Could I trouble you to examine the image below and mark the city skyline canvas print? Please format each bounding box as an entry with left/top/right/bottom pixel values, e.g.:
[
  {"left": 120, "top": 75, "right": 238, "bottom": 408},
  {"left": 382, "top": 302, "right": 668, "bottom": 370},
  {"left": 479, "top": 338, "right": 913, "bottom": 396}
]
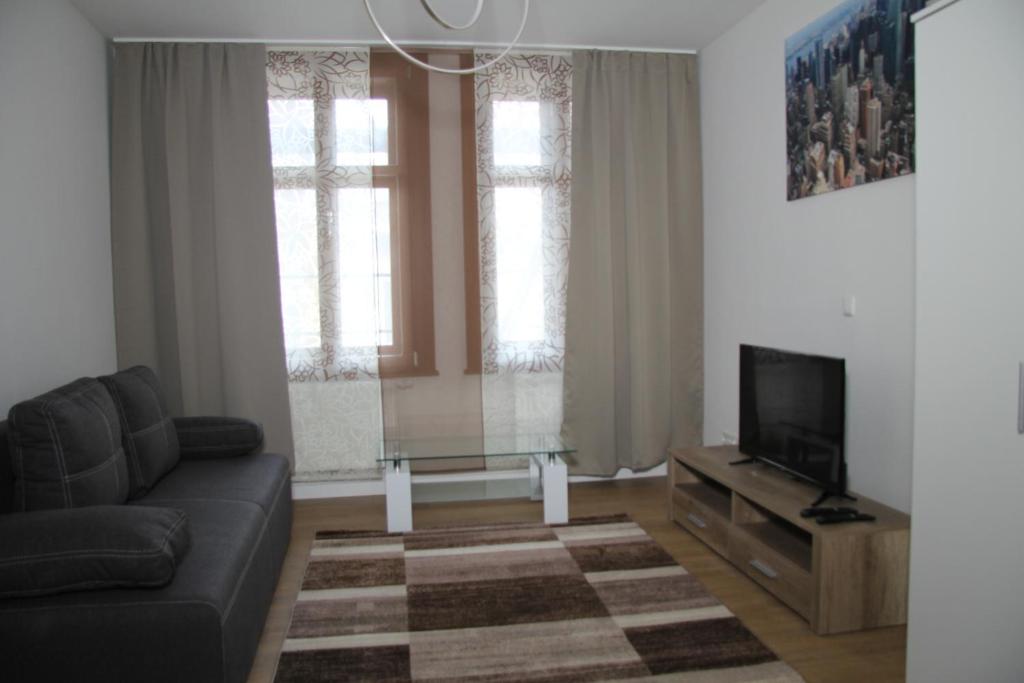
[{"left": 786, "top": 0, "right": 920, "bottom": 201}]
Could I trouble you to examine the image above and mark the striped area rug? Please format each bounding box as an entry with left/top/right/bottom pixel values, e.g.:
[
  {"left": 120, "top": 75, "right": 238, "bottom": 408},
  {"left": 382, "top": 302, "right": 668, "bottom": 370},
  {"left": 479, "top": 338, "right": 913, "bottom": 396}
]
[{"left": 273, "top": 515, "right": 804, "bottom": 682}]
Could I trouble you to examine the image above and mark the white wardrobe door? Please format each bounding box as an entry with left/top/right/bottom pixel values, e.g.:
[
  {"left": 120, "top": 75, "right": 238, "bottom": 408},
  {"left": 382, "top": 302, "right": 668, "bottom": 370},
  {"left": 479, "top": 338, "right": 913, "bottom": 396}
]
[{"left": 908, "top": 1, "right": 1024, "bottom": 681}]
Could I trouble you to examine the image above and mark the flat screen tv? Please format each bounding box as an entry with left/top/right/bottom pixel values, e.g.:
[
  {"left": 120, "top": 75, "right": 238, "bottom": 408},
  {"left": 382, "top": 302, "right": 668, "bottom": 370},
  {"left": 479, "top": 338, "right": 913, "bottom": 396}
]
[{"left": 738, "top": 344, "right": 847, "bottom": 502}]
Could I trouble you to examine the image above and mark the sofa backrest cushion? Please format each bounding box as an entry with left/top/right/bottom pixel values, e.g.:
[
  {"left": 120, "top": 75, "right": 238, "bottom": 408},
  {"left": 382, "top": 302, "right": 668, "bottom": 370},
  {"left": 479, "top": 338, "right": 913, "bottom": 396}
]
[
  {"left": 0, "top": 505, "right": 190, "bottom": 599},
  {"left": 99, "top": 366, "right": 180, "bottom": 499},
  {"left": 7, "top": 378, "right": 130, "bottom": 511}
]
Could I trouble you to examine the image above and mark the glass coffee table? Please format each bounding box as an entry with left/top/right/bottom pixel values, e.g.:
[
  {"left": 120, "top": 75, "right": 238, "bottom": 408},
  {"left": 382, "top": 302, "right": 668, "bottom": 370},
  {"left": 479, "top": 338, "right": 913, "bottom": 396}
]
[{"left": 379, "top": 434, "right": 576, "bottom": 532}]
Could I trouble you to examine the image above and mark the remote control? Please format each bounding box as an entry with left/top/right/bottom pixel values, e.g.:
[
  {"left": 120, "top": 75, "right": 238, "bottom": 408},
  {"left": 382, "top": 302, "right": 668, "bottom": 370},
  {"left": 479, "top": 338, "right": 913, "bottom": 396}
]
[
  {"left": 800, "top": 506, "right": 859, "bottom": 518},
  {"left": 816, "top": 512, "right": 876, "bottom": 525}
]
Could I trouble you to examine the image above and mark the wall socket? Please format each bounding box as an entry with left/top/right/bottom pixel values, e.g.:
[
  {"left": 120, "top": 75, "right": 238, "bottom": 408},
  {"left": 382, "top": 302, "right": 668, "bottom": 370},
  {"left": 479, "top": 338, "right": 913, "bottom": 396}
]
[{"left": 721, "top": 431, "right": 738, "bottom": 445}]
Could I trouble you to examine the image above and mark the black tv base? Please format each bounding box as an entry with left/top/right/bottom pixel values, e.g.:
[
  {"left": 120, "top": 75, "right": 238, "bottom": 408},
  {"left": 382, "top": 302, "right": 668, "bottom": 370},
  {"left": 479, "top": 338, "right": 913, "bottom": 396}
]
[
  {"left": 728, "top": 457, "right": 757, "bottom": 466},
  {"left": 809, "top": 489, "right": 857, "bottom": 507}
]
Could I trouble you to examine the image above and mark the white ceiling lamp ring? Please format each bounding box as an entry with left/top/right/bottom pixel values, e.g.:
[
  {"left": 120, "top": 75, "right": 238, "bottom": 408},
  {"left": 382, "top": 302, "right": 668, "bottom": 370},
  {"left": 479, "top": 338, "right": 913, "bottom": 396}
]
[
  {"left": 420, "top": 0, "right": 485, "bottom": 30},
  {"left": 363, "top": 0, "right": 531, "bottom": 76}
]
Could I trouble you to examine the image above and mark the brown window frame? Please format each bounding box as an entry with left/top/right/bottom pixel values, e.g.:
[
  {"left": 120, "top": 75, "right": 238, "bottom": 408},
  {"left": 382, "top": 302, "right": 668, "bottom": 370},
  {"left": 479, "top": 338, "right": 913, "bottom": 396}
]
[
  {"left": 371, "top": 51, "right": 438, "bottom": 379},
  {"left": 460, "top": 53, "right": 483, "bottom": 375}
]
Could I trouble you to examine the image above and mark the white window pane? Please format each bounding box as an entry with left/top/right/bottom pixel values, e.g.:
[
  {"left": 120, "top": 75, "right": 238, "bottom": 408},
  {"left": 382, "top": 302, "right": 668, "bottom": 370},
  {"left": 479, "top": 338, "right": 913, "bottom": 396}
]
[
  {"left": 269, "top": 99, "right": 314, "bottom": 167},
  {"left": 495, "top": 187, "right": 545, "bottom": 343},
  {"left": 338, "top": 274, "right": 378, "bottom": 347},
  {"left": 280, "top": 277, "right": 321, "bottom": 349},
  {"left": 335, "top": 99, "right": 389, "bottom": 166},
  {"left": 336, "top": 188, "right": 393, "bottom": 347},
  {"left": 274, "top": 189, "right": 320, "bottom": 349},
  {"left": 493, "top": 101, "right": 541, "bottom": 166},
  {"left": 376, "top": 275, "right": 393, "bottom": 346},
  {"left": 374, "top": 190, "right": 392, "bottom": 276},
  {"left": 274, "top": 189, "right": 318, "bottom": 277}
]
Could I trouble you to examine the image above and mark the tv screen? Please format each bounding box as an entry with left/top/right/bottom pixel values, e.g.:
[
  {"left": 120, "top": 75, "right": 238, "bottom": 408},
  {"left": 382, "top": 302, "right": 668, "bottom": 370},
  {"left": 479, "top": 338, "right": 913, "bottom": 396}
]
[{"left": 739, "top": 344, "right": 846, "bottom": 495}]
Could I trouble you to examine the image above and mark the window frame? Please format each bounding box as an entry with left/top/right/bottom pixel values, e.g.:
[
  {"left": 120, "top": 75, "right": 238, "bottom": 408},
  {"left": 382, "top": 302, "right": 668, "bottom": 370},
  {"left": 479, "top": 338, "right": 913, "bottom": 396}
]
[
  {"left": 371, "top": 51, "right": 437, "bottom": 378},
  {"left": 460, "top": 54, "right": 483, "bottom": 375}
]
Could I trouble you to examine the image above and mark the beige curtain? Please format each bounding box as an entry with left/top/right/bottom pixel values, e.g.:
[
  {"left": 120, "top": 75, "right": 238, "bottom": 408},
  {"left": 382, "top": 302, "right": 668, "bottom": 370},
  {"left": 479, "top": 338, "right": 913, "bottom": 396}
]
[
  {"left": 561, "top": 51, "right": 703, "bottom": 476},
  {"left": 110, "top": 43, "right": 294, "bottom": 461}
]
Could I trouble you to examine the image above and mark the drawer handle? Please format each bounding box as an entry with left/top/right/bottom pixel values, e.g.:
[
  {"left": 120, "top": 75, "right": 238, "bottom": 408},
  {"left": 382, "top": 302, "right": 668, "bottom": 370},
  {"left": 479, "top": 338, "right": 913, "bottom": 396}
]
[
  {"left": 749, "top": 559, "right": 778, "bottom": 579},
  {"left": 1018, "top": 362, "right": 1024, "bottom": 434},
  {"left": 686, "top": 512, "right": 707, "bottom": 529}
]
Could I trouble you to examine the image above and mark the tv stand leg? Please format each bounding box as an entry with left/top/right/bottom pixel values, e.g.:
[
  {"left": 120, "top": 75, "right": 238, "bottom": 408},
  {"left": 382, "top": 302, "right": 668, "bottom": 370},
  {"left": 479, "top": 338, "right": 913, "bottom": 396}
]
[{"left": 729, "top": 458, "right": 757, "bottom": 466}]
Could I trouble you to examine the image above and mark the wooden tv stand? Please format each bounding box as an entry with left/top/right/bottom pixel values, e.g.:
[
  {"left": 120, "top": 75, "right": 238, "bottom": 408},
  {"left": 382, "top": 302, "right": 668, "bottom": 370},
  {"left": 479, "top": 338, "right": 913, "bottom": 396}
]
[{"left": 668, "top": 446, "right": 910, "bottom": 635}]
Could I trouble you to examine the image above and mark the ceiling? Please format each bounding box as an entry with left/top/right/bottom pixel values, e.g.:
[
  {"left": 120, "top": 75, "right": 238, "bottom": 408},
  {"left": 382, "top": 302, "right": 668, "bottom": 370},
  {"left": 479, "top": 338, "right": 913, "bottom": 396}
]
[{"left": 71, "top": 0, "right": 766, "bottom": 52}]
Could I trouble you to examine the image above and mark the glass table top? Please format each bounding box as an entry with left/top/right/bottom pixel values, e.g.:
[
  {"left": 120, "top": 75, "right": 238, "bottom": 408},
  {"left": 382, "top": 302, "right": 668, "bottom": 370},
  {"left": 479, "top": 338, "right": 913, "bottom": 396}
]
[{"left": 379, "top": 433, "right": 575, "bottom": 463}]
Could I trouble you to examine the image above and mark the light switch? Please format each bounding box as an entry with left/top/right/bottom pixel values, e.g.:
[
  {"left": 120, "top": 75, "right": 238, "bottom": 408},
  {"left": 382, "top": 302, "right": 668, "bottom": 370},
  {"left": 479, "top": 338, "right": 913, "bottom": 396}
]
[{"left": 843, "top": 295, "right": 856, "bottom": 317}]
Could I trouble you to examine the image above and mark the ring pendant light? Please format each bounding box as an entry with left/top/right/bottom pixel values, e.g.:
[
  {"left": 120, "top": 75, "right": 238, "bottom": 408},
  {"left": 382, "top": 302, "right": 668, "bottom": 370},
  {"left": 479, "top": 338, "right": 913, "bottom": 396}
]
[{"left": 363, "top": 0, "right": 531, "bottom": 75}]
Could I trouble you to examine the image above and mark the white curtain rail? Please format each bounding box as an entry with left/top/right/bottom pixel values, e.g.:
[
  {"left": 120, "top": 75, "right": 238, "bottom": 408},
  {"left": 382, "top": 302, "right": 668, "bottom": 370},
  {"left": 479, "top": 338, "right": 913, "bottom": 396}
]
[
  {"left": 910, "top": 0, "right": 963, "bottom": 23},
  {"left": 110, "top": 36, "right": 696, "bottom": 55},
  {"left": 265, "top": 43, "right": 570, "bottom": 58}
]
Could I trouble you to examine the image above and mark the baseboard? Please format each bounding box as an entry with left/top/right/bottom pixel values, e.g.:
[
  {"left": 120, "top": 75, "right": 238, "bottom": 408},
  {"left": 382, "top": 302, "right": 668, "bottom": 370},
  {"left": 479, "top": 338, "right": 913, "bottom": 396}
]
[{"left": 292, "top": 461, "right": 668, "bottom": 500}]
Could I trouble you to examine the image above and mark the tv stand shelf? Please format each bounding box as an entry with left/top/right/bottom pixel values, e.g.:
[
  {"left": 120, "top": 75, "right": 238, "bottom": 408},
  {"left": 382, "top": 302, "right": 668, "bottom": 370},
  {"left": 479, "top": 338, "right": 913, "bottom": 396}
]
[{"left": 668, "top": 446, "right": 910, "bottom": 634}]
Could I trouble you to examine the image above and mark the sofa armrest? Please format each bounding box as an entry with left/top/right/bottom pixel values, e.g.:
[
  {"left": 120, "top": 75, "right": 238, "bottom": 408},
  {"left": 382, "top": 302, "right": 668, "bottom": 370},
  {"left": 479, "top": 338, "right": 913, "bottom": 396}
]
[
  {"left": 173, "top": 416, "right": 264, "bottom": 460},
  {"left": 0, "top": 506, "right": 190, "bottom": 599}
]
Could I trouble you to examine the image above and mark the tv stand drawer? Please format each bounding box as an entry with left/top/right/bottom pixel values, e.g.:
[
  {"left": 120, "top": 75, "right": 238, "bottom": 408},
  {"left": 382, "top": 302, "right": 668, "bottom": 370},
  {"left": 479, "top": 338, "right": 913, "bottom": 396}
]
[
  {"left": 671, "top": 487, "right": 729, "bottom": 556},
  {"left": 728, "top": 528, "right": 812, "bottom": 619}
]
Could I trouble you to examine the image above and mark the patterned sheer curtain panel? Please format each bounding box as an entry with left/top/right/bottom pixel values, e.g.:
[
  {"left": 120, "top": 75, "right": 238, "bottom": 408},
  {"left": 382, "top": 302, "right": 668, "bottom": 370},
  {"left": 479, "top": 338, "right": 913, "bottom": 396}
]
[
  {"left": 475, "top": 53, "right": 572, "bottom": 439},
  {"left": 266, "top": 50, "right": 387, "bottom": 480}
]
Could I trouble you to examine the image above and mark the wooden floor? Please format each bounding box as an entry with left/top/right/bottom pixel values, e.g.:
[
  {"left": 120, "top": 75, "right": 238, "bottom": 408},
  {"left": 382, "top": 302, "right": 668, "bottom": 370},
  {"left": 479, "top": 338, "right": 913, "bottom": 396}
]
[{"left": 248, "top": 478, "right": 907, "bottom": 683}]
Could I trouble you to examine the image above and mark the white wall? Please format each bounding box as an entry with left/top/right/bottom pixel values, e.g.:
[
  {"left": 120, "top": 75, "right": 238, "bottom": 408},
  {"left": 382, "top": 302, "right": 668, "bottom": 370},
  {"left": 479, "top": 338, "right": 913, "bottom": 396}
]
[
  {"left": 0, "top": 0, "right": 116, "bottom": 410},
  {"left": 907, "top": 1, "right": 1024, "bottom": 681},
  {"left": 700, "top": 0, "right": 915, "bottom": 512}
]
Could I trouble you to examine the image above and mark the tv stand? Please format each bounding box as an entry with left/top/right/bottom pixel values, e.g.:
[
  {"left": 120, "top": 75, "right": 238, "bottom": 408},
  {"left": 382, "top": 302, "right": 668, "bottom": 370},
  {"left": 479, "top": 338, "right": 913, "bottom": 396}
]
[{"left": 668, "top": 445, "right": 909, "bottom": 635}]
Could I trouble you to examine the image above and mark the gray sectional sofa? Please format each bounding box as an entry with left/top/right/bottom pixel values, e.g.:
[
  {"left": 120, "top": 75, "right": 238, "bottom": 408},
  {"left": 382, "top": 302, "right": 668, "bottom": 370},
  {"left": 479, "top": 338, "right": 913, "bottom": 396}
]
[{"left": 0, "top": 367, "right": 292, "bottom": 683}]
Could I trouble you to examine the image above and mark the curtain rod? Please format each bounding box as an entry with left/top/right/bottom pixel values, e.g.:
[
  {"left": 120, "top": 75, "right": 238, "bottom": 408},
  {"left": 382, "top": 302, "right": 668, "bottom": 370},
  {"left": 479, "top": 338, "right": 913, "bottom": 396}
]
[
  {"left": 910, "top": 0, "right": 962, "bottom": 23},
  {"left": 110, "top": 36, "right": 697, "bottom": 55}
]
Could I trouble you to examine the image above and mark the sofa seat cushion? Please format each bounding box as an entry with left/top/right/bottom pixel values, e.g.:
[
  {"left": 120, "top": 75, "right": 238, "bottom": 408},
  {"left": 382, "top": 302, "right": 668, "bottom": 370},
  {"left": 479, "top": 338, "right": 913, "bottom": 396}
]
[
  {"left": 7, "top": 378, "right": 130, "bottom": 510},
  {"left": 0, "top": 482, "right": 292, "bottom": 683},
  {"left": 0, "top": 505, "right": 190, "bottom": 599},
  {"left": 0, "top": 494, "right": 284, "bottom": 683},
  {"left": 99, "top": 366, "right": 180, "bottom": 499},
  {"left": 128, "top": 498, "right": 268, "bottom": 613},
  {"left": 141, "top": 452, "right": 290, "bottom": 517}
]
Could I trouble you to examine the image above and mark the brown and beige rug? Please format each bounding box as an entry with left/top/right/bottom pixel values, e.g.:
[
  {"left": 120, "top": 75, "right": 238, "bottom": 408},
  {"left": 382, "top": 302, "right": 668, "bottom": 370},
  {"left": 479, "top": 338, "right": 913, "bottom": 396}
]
[{"left": 273, "top": 515, "right": 804, "bottom": 682}]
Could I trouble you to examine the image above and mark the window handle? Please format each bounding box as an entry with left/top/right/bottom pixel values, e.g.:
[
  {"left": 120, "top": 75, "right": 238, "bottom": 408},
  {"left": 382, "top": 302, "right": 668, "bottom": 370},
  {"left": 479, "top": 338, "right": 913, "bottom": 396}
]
[{"left": 1018, "top": 363, "right": 1024, "bottom": 435}]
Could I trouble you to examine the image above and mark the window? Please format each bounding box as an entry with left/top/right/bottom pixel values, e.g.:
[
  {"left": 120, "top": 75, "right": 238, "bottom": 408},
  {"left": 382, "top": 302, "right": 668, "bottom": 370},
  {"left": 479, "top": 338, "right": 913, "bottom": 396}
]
[
  {"left": 469, "top": 52, "right": 573, "bottom": 375},
  {"left": 268, "top": 50, "right": 435, "bottom": 381}
]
